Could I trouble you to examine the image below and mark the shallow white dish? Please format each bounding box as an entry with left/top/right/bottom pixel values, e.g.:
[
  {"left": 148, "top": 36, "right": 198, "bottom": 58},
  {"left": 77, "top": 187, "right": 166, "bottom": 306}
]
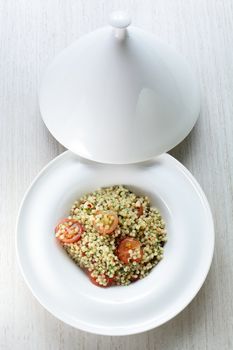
[{"left": 16, "top": 151, "right": 214, "bottom": 335}]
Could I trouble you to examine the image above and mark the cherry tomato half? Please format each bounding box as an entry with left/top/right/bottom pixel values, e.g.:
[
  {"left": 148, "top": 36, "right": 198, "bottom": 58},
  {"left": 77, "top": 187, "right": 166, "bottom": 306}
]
[
  {"left": 55, "top": 218, "right": 84, "bottom": 243},
  {"left": 94, "top": 210, "right": 119, "bottom": 234},
  {"left": 117, "top": 237, "right": 143, "bottom": 264},
  {"left": 87, "top": 271, "right": 115, "bottom": 287}
]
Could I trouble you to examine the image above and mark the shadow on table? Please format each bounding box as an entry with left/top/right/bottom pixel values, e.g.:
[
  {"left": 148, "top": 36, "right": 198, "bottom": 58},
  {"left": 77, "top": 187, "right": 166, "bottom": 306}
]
[{"left": 168, "top": 123, "right": 199, "bottom": 164}]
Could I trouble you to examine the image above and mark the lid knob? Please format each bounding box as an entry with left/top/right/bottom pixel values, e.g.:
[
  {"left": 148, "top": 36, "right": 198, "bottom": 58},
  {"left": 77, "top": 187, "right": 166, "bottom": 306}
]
[{"left": 109, "top": 11, "right": 131, "bottom": 40}]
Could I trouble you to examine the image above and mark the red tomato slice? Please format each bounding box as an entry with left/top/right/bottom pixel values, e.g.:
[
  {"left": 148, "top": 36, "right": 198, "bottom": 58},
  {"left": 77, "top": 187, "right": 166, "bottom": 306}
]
[
  {"left": 117, "top": 238, "right": 143, "bottom": 264},
  {"left": 55, "top": 218, "right": 84, "bottom": 243},
  {"left": 87, "top": 272, "right": 101, "bottom": 286},
  {"left": 87, "top": 271, "right": 115, "bottom": 287},
  {"left": 94, "top": 210, "right": 118, "bottom": 234}
]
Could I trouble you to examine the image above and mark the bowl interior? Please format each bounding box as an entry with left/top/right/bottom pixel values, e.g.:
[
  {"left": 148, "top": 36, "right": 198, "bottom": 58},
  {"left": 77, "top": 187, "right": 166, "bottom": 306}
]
[{"left": 49, "top": 182, "right": 173, "bottom": 303}]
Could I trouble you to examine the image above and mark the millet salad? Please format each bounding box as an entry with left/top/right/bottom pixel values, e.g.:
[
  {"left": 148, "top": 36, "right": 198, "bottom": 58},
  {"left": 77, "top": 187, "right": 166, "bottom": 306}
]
[{"left": 54, "top": 185, "right": 167, "bottom": 287}]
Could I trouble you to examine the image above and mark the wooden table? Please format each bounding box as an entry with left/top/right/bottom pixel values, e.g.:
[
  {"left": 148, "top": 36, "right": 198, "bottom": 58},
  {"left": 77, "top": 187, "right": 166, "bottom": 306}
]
[{"left": 1, "top": 1, "right": 232, "bottom": 349}]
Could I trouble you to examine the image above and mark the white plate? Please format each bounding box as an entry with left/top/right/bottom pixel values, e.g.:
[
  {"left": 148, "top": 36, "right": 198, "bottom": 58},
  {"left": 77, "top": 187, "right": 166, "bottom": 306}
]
[{"left": 16, "top": 151, "right": 214, "bottom": 335}]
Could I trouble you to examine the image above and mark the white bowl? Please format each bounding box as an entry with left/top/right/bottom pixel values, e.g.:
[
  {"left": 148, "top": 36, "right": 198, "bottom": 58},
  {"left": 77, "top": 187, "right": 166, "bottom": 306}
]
[{"left": 16, "top": 151, "right": 214, "bottom": 335}]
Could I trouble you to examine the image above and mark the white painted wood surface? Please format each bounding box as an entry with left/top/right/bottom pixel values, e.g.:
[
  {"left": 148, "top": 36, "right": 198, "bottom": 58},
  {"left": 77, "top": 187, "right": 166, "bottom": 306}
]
[{"left": 1, "top": 0, "right": 233, "bottom": 349}]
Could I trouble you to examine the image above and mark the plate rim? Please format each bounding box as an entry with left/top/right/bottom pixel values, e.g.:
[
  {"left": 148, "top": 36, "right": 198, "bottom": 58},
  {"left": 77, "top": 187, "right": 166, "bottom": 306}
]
[{"left": 15, "top": 151, "right": 215, "bottom": 336}]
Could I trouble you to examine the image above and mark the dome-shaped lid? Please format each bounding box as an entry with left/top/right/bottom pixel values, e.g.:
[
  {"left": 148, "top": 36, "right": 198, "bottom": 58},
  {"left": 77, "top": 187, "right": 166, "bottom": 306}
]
[{"left": 39, "top": 11, "right": 200, "bottom": 164}]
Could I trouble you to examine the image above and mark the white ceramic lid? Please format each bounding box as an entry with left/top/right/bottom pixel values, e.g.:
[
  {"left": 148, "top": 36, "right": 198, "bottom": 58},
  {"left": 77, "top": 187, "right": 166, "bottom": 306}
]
[{"left": 39, "top": 11, "right": 200, "bottom": 164}]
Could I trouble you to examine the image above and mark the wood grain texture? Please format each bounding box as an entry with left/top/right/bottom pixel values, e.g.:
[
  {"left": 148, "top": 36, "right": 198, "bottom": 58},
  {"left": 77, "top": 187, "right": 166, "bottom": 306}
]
[{"left": 0, "top": 0, "right": 232, "bottom": 349}]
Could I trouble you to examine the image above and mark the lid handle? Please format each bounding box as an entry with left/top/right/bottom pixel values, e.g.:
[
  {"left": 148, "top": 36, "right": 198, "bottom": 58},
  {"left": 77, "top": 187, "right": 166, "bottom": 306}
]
[{"left": 109, "top": 11, "right": 131, "bottom": 40}]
